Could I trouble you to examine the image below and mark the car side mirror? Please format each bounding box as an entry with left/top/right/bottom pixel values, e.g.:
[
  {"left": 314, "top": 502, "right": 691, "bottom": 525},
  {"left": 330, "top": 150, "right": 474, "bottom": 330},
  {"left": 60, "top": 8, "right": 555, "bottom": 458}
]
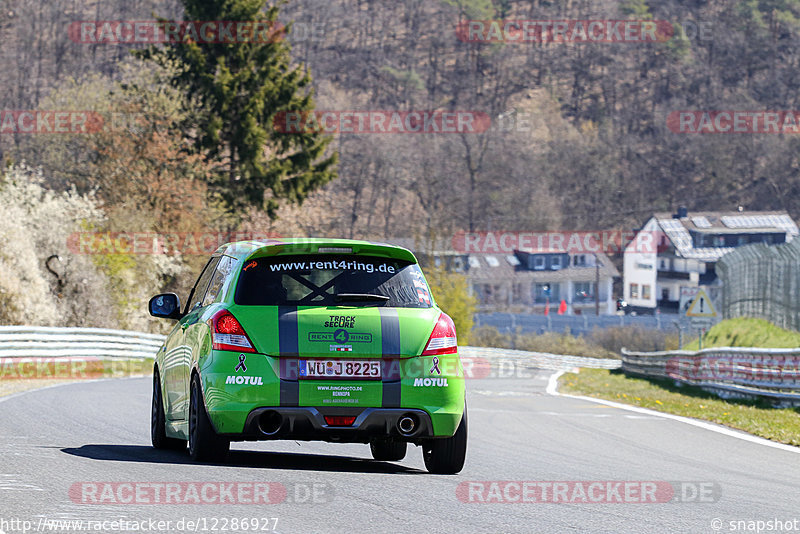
[{"left": 148, "top": 293, "right": 183, "bottom": 319}]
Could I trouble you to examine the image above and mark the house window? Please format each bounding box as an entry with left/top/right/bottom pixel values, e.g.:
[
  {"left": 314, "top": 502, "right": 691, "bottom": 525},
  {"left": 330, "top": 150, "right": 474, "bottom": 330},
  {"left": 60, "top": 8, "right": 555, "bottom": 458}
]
[
  {"left": 574, "top": 282, "right": 594, "bottom": 302},
  {"left": 642, "top": 285, "right": 651, "bottom": 300},
  {"left": 573, "top": 254, "right": 586, "bottom": 267},
  {"left": 534, "top": 283, "right": 558, "bottom": 302},
  {"left": 630, "top": 283, "right": 639, "bottom": 298},
  {"left": 483, "top": 284, "right": 493, "bottom": 299},
  {"left": 661, "top": 288, "right": 670, "bottom": 301},
  {"left": 472, "top": 284, "right": 483, "bottom": 299},
  {"left": 533, "top": 256, "right": 545, "bottom": 270},
  {"left": 659, "top": 258, "right": 668, "bottom": 270},
  {"left": 550, "top": 256, "right": 561, "bottom": 270},
  {"left": 512, "top": 283, "right": 522, "bottom": 303}
]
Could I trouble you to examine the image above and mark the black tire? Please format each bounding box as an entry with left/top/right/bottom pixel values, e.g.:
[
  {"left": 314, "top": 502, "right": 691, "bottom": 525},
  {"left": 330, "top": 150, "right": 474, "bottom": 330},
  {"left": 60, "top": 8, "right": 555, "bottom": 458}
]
[
  {"left": 370, "top": 439, "right": 407, "bottom": 461},
  {"left": 423, "top": 405, "right": 467, "bottom": 474},
  {"left": 188, "top": 374, "right": 230, "bottom": 462},
  {"left": 151, "top": 370, "right": 186, "bottom": 450}
]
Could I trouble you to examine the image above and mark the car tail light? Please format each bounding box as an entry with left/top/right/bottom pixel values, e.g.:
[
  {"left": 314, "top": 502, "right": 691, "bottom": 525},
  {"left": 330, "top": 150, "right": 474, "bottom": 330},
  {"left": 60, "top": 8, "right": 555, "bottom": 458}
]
[
  {"left": 209, "top": 310, "right": 256, "bottom": 353},
  {"left": 422, "top": 313, "right": 458, "bottom": 355},
  {"left": 324, "top": 416, "right": 356, "bottom": 426}
]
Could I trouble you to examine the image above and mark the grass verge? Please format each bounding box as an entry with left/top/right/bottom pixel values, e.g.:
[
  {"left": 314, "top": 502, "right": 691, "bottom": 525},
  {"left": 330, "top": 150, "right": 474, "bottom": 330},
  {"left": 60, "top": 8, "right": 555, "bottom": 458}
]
[
  {"left": 559, "top": 367, "right": 800, "bottom": 447},
  {"left": 685, "top": 317, "right": 800, "bottom": 350}
]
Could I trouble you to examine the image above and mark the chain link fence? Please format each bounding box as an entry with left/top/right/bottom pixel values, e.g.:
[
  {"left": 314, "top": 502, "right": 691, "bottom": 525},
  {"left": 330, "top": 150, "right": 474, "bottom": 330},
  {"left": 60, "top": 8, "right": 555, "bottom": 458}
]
[
  {"left": 475, "top": 312, "right": 690, "bottom": 336},
  {"left": 717, "top": 238, "right": 800, "bottom": 331}
]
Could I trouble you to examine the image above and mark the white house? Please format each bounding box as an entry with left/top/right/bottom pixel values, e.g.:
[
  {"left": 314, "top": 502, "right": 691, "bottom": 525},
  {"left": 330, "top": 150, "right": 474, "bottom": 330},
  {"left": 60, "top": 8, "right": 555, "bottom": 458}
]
[
  {"left": 623, "top": 208, "right": 799, "bottom": 312},
  {"left": 432, "top": 250, "right": 619, "bottom": 314}
]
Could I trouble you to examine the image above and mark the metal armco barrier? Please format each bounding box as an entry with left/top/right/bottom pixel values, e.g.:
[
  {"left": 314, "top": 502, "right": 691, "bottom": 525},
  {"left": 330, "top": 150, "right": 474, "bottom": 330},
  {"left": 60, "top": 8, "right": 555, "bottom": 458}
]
[
  {"left": 621, "top": 347, "right": 800, "bottom": 404},
  {"left": 0, "top": 326, "right": 620, "bottom": 371},
  {"left": 460, "top": 346, "right": 621, "bottom": 370},
  {"left": 0, "top": 326, "right": 165, "bottom": 360}
]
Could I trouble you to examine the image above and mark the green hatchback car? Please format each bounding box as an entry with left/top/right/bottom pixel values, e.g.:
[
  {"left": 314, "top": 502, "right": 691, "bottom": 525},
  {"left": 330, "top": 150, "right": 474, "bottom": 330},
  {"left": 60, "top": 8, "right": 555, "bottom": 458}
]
[{"left": 148, "top": 238, "right": 467, "bottom": 473}]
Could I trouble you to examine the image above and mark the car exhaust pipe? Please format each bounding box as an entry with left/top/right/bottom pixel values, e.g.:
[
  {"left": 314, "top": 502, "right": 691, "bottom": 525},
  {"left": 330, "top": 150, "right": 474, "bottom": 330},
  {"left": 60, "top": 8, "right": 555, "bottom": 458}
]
[
  {"left": 258, "top": 410, "right": 283, "bottom": 436},
  {"left": 397, "top": 414, "right": 417, "bottom": 436}
]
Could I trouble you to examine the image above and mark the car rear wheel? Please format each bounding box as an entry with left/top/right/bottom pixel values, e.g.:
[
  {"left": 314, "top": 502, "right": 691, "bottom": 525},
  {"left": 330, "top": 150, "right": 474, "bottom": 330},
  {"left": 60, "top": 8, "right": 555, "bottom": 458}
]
[
  {"left": 422, "top": 404, "right": 467, "bottom": 474},
  {"left": 370, "top": 439, "right": 407, "bottom": 461},
  {"left": 188, "top": 374, "right": 230, "bottom": 462},
  {"left": 151, "top": 371, "right": 186, "bottom": 450}
]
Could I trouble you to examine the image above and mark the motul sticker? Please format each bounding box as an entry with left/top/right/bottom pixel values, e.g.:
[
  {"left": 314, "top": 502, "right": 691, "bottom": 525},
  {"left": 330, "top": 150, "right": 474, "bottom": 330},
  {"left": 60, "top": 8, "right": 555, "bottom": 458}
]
[
  {"left": 413, "top": 378, "right": 449, "bottom": 387},
  {"left": 225, "top": 375, "right": 263, "bottom": 385}
]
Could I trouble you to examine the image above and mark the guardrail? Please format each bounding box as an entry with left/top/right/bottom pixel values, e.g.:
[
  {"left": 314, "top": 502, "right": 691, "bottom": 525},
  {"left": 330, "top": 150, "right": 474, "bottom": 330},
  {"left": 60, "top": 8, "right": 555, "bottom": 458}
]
[
  {"left": 460, "top": 346, "right": 621, "bottom": 370},
  {"left": 0, "top": 326, "right": 165, "bottom": 360},
  {"left": 621, "top": 347, "right": 800, "bottom": 404},
  {"left": 475, "top": 312, "right": 688, "bottom": 336},
  {"left": 0, "top": 326, "right": 621, "bottom": 373}
]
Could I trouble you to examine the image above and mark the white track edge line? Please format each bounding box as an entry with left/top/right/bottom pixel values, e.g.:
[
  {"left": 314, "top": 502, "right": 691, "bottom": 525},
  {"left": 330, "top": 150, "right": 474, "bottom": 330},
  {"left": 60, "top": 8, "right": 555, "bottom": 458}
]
[{"left": 546, "top": 370, "right": 800, "bottom": 455}]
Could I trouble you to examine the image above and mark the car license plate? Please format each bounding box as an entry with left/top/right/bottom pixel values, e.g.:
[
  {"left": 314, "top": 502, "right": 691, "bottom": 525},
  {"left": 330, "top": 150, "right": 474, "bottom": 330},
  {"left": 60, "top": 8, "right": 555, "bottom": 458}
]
[{"left": 299, "top": 359, "right": 381, "bottom": 379}]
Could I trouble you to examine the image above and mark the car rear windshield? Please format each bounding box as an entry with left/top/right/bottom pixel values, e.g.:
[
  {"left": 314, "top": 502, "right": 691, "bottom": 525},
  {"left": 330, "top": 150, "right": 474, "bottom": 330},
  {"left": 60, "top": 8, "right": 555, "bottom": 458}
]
[{"left": 234, "top": 255, "right": 432, "bottom": 308}]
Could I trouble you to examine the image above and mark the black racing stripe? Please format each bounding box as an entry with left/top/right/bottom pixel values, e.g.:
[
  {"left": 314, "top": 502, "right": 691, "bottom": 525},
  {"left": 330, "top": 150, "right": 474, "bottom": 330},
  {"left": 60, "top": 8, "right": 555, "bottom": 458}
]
[
  {"left": 278, "top": 305, "right": 299, "bottom": 356},
  {"left": 379, "top": 308, "right": 401, "bottom": 358},
  {"left": 280, "top": 379, "right": 299, "bottom": 407},
  {"left": 381, "top": 375, "right": 401, "bottom": 407},
  {"left": 380, "top": 308, "right": 401, "bottom": 408},
  {"left": 279, "top": 305, "right": 299, "bottom": 407}
]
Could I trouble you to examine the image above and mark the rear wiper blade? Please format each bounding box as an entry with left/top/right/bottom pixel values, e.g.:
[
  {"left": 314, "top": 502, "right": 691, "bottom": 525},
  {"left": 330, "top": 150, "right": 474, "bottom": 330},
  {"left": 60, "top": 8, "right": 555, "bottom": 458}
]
[{"left": 334, "top": 293, "right": 390, "bottom": 302}]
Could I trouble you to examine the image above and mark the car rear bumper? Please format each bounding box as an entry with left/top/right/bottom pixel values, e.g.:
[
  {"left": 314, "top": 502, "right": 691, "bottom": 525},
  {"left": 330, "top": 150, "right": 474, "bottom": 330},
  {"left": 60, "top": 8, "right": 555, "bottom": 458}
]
[
  {"left": 201, "top": 351, "right": 466, "bottom": 438},
  {"left": 223, "top": 407, "right": 436, "bottom": 444}
]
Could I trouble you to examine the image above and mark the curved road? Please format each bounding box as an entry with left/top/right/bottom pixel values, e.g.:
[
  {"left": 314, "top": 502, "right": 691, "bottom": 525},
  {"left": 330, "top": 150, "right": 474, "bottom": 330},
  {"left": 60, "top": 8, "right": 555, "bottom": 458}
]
[{"left": 1, "top": 372, "right": 798, "bottom": 533}]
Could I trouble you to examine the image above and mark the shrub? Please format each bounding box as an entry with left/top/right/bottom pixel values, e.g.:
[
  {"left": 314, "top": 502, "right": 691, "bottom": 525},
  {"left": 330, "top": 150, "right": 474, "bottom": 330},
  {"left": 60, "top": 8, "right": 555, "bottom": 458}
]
[
  {"left": 468, "top": 324, "right": 618, "bottom": 359},
  {"left": 0, "top": 165, "right": 106, "bottom": 326},
  {"left": 470, "top": 325, "right": 513, "bottom": 348},
  {"left": 591, "top": 326, "right": 680, "bottom": 354},
  {"left": 0, "top": 165, "right": 186, "bottom": 330},
  {"left": 425, "top": 266, "right": 477, "bottom": 345},
  {"left": 514, "top": 331, "right": 616, "bottom": 358}
]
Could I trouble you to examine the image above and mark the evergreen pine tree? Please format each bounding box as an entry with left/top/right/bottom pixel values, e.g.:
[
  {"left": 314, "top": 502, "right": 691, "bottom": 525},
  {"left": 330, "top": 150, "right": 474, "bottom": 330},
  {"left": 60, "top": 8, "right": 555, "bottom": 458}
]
[{"left": 137, "top": 0, "right": 337, "bottom": 217}]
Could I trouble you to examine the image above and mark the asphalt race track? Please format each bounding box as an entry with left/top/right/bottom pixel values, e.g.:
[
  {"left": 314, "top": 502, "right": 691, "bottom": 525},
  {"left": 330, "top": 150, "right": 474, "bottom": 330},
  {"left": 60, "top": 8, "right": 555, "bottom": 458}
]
[{"left": 1, "top": 372, "right": 798, "bottom": 534}]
